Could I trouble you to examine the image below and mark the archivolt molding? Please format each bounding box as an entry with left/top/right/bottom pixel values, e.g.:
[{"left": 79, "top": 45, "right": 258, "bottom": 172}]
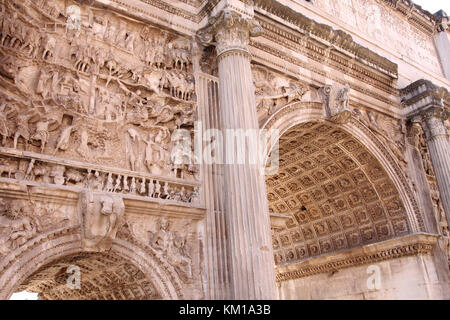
[
  {"left": 115, "top": 224, "right": 185, "bottom": 299},
  {"left": 0, "top": 227, "right": 82, "bottom": 299},
  {"left": 0, "top": 180, "right": 203, "bottom": 299},
  {"left": 0, "top": 224, "right": 185, "bottom": 299}
]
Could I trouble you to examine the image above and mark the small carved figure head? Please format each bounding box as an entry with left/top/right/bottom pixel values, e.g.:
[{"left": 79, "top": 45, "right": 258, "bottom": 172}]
[
  {"left": 100, "top": 197, "right": 113, "bottom": 216},
  {"left": 158, "top": 217, "right": 169, "bottom": 231}
]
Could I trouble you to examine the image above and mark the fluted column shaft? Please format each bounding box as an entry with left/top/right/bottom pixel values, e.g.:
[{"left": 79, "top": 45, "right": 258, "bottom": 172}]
[
  {"left": 198, "top": 10, "right": 277, "bottom": 299},
  {"left": 420, "top": 108, "right": 450, "bottom": 229}
]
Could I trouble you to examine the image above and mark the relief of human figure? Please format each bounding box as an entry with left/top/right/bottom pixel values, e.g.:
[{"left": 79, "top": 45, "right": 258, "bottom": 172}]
[
  {"left": 81, "top": 192, "right": 125, "bottom": 252},
  {"left": 91, "top": 170, "right": 103, "bottom": 191},
  {"left": 0, "top": 102, "right": 13, "bottom": 146},
  {"left": 36, "top": 70, "right": 53, "bottom": 99},
  {"left": 147, "top": 179, "right": 155, "bottom": 197},
  {"left": 103, "top": 21, "right": 117, "bottom": 43},
  {"left": 143, "top": 132, "right": 155, "bottom": 172},
  {"left": 1, "top": 12, "right": 18, "bottom": 47},
  {"left": 130, "top": 177, "right": 136, "bottom": 194},
  {"left": 115, "top": 21, "right": 127, "bottom": 48},
  {"left": 190, "top": 187, "right": 200, "bottom": 204},
  {"left": 123, "top": 175, "right": 129, "bottom": 192},
  {"left": 154, "top": 180, "right": 161, "bottom": 198},
  {"left": 22, "top": 27, "right": 40, "bottom": 57},
  {"left": 13, "top": 112, "right": 33, "bottom": 150},
  {"left": 105, "top": 172, "right": 114, "bottom": 192},
  {"left": 0, "top": 200, "right": 38, "bottom": 254},
  {"left": 113, "top": 174, "right": 122, "bottom": 192},
  {"left": 143, "top": 127, "right": 170, "bottom": 175},
  {"left": 41, "top": 34, "right": 56, "bottom": 61},
  {"left": 335, "top": 84, "right": 350, "bottom": 112},
  {"left": 139, "top": 178, "right": 146, "bottom": 195},
  {"left": 31, "top": 120, "right": 51, "bottom": 153},
  {"left": 126, "top": 128, "right": 140, "bottom": 171},
  {"left": 161, "top": 182, "right": 169, "bottom": 199},
  {"left": 53, "top": 124, "right": 76, "bottom": 155},
  {"left": 125, "top": 31, "right": 137, "bottom": 52},
  {"left": 148, "top": 217, "right": 192, "bottom": 280},
  {"left": 76, "top": 128, "right": 90, "bottom": 159}
]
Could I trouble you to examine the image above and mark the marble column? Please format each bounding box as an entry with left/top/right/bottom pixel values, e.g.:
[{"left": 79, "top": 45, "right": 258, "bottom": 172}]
[
  {"left": 415, "top": 107, "right": 450, "bottom": 230},
  {"left": 433, "top": 11, "right": 450, "bottom": 80},
  {"left": 197, "top": 10, "right": 277, "bottom": 299}
]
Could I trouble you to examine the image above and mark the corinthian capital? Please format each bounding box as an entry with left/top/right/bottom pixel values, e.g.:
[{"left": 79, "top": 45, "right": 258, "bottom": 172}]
[
  {"left": 197, "top": 9, "right": 262, "bottom": 57},
  {"left": 420, "top": 107, "right": 449, "bottom": 140},
  {"left": 434, "top": 10, "right": 449, "bottom": 32}
]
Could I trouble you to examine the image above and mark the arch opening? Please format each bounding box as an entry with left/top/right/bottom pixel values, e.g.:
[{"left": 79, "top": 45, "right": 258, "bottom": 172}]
[
  {"left": 13, "top": 251, "right": 162, "bottom": 300},
  {"left": 267, "top": 121, "right": 412, "bottom": 265}
]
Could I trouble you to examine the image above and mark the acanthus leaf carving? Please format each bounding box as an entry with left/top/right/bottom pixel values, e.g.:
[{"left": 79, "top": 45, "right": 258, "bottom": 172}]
[{"left": 197, "top": 9, "right": 262, "bottom": 56}]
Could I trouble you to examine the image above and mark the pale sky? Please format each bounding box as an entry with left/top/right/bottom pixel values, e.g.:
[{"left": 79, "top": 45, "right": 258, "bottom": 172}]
[
  {"left": 412, "top": 0, "right": 450, "bottom": 15},
  {"left": 9, "top": 291, "right": 39, "bottom": 300}
]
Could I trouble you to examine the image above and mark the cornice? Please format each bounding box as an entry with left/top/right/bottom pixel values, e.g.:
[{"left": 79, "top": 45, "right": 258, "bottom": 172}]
[
  {"left": 249, "top": 40, "right": 399, "bottom": 108},
  {"left": 0, "top": 179, "right": 206, "bottom": 218},
  {"left": 380, "top": 0, "right": 437, "bottom": 34},
  {"left": 252, "top": 0, "right": 398, "bottom": 78},
  {"left": 275, "top": 233, "right": 438, "bottom": 282},
  {"left": 401, "top": 79, "right": 450, "bottom": 117}
]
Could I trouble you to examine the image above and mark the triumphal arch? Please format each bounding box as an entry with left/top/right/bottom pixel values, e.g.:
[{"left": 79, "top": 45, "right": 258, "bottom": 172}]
[{"left": 0, "top": 0, "right": 449, "bottom": 300}]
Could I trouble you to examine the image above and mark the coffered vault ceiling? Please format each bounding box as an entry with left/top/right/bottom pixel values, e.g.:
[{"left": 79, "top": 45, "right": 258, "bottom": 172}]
[
  {"left": 267, "top": 121, "right": 411, "bottom": 266},
  {"left": 17, "top": 252, "right": 161, "bottom": 300}
]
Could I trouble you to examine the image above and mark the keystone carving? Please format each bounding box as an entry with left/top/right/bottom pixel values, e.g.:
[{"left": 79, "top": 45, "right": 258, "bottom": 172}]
[{"left": 79, "top": 191, "right": 125, "bottom": 252}]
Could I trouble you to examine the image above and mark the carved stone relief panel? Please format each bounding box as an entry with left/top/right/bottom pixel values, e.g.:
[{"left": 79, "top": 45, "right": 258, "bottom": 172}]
[
  {"left": 251, "top": 64, "right": 321, "bottom": 124},
  {"left": 0, "top": 196, "right": 76, "bottom": 258},
  {"left": 312, "top": 0, "right": 442, "bottom": 75},
  {"left": 352, "top": 106, "right": 408, "bottom": 173},
  {"left": 124, "top": 214, "right": 204, "bottom": 299},
  {"left": 0, "top": 0, "right": 199, "bottom": 183},
  {"left": 0, "top": 153, "right": 200, "bottom": 205}
]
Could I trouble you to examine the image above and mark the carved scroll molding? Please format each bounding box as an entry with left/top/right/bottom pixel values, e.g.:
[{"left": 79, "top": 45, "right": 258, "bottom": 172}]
[{"left": 275, "top": 233, "right": 438, "bottom": 282}]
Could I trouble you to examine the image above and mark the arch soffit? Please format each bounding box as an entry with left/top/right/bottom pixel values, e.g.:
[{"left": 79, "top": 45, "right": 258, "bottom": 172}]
[
  {"left": 0, "top": 227, "right": 183, "bottom": 300},
  {"left": 261, "top": 101, "right": 424, "bottom": 234}
]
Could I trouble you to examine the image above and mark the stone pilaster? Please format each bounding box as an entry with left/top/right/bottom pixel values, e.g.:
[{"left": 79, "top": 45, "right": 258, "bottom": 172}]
[
  {"left": 402, "top": 80, "right": 450, "bottom": 229},
  {"left": 434, "top": 10, "right": 450, "bottom": 80},
  {"left": 197, "top": 10, "right": 277, "bottom": 299},
  {"left": 413, "top": 107, "right": 450, "bottom": 229}
]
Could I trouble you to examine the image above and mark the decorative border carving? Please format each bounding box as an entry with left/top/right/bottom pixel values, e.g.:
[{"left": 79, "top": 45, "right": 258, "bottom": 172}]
[{"left": 275, "top": 233, "right": 437, "bottom": 282}]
